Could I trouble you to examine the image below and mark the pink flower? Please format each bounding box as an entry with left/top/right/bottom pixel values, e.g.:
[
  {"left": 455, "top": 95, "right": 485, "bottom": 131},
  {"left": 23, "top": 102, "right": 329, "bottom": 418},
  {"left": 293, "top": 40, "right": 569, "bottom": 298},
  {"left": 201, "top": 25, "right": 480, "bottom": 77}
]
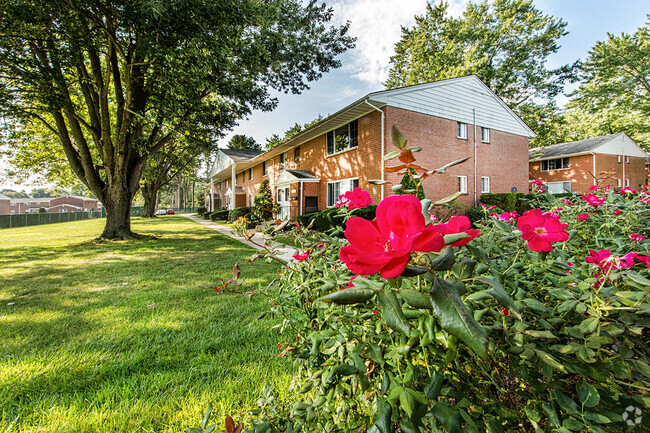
[
  {"left": 577, "top": 213, "right": 590, "bottom": 221},
  {"left": 566, "top": 262, "right": 574, "bottom": 267},
  {"left": 582, "top": 194, "right": 606, "bottom": 208},
  {"left": 343, "top": 275, "right": 360, "bottom": 289},
  {"left": 517, "top": 209, "right": 569, "bottom": 252},
  {"left": 432, "top": 215, "right": 481, "bottom": 247},
  {"left": 499, "top": 212, "right": 514, "bottom": 222},
  {"left": 585, "top": 249, "right": 637, "bottom": 272},
  {"left": 334, "top": 187, "right": 373, "bottom": 210},
  {"left": 589, "top": 185, "right": 601, "bottom": 191},
  {"left": 544, "top": 210, "right": 559, "bottom": 218},
  {"left": 562, "top": 199, "right": 572, "bottom": 205},
  {"left": 499, "top": 307, "right": 510, "bottom": 316},
  {"left": 339, "top": 195, "right": 445, "bottom": 278},
  {"left": 617, "top": 187, "right": 637, "bottom": 194},
  {"left": 613, "top": 209, "right": 622, "bottom": 216},
  {"left": 636, "top": 255, "right": 650, "bottom": 269},
  {"left": 641, "top": 198, "right": 650, "bottom": 204},
  {"left": 630, "top": 233, "right": 646, "bottom": 242},
  {"left": 292, "top": 250, "right": 310, "bottom": 261}
]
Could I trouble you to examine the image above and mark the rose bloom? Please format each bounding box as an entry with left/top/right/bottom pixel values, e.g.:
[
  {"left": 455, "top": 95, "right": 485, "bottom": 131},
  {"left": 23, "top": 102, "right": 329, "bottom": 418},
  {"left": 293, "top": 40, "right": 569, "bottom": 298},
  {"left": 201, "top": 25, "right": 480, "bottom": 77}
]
[
  {"left": 432, "top": 215, "right": 481, "bottom": 247},
  {"left": 630, "top": 233, "right": 646, "bottom": 242},
  {"left": 517, "top": 208, "right": 569, "bottom": 252},
  {"left": 292, "top": 250, "right": 310, "bottom": 261},
  {"left": 334, "top": 187, "right": 373, "bottom": 210},
  {"left": 562, "top": 199, "right": 572, "bottom": 205},
  {"left": 613, "top": 209, "right": 622, "bottom": 216},
  {"left": 577, "top": 213, "right": 590, "bottom": 221},
  {"left": 585, "top": 249, "right": 637, "bottom": 272},
  {"left": 582, "top": 194, "right": 606, "bottom": 208},
  {"left": 636, "top": 255, "right": 650, "bottom": 269},
  {"left": 340, "top": 195, "right": 444, "bottom": 278}
]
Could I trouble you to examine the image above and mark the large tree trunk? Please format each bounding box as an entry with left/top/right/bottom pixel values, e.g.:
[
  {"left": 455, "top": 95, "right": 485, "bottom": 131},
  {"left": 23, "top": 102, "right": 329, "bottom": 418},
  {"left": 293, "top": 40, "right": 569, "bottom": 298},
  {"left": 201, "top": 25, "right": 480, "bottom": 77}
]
[
  {"left": 141, "top": 183, "right": 158, "bottom": 218},
  {"left": 100, "top": 187, "right": 140, "bottom": 239}
]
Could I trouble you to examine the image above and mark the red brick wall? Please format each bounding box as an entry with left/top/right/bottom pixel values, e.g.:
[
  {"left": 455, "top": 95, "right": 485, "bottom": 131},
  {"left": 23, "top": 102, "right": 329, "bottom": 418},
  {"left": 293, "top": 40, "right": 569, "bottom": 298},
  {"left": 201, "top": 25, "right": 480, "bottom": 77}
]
[
  {"left": 384, "top": 107, "right": 530, "bottom": 208},
  {"left": 530, "top": 154, "right": 647, "bottom": 193},
  {"left": 0, "top": 199, "right": 10, "bottom": 215}
]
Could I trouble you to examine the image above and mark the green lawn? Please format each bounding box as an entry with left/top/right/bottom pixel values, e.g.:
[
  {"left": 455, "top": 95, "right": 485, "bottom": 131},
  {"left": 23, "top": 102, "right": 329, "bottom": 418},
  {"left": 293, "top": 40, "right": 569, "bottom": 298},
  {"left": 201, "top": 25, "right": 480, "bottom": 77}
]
[{"left": 0, "top": 216, "right": 293, "bottom": 432}]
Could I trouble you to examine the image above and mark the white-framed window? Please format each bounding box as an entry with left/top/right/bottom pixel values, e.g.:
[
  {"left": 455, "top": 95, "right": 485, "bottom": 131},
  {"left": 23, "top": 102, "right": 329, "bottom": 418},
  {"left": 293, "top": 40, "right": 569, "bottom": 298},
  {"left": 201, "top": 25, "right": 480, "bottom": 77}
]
[
  {"left": 327, "top": 178, "right": 359, "bottom": 207},
  {"left": 457, "top": 122, "right": 467, "bottom": 139},
  {"left": 481, "top": 176, "right": 490, "bottom": 193},
  {"left": 10, "top": 210, "right": 15, "bottom": 214},
  {"left": 544, "top": 181, "right": 571, "bottom": 194},
  {"left": 262, "top": 161, "right": 267, "bottom": 176},
  {"left": 458, "top": 176, "right": 468, "bottom": 194},
  {"left": 481, "top": 127, "right": 490, "bottom": 143},
  {"left": 294, "top": 147, "right": 300, "bottom": 164},
  {"left": 249, "top": 168, "right": 253, "bottom": 181},
  {"left": 617, "top": 178, "right": 622, "bottom": 187},
  {"left": 617, "top": 155, "right": 622, "bottom": 163},
  {"left": 326, "top": 120, "right": 358, "bottom": 155},
  {"left": 541, "top": 157, "right": 570, "bottom": 171},
  {"left": 626, "top": 156, "right": 630, "bottom": 164},
  {"left": 279, "top": 153, "right": 286, "bottom": 171},
  {"left": 625, "top": 179, "right": 630, "bottom": 187}
]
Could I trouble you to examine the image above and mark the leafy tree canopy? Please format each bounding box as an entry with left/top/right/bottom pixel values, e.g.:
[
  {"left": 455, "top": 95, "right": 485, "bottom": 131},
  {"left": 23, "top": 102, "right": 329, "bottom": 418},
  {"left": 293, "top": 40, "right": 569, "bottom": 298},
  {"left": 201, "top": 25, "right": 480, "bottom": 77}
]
[
  {"left": 568, "top": 16, "right": 650, "bottom": 150},
  {"left": 265, "top": 115, "right": 324, "bottom": 149},
  {"left": 228, "top": 135, "right": 261, "bottom": 151},
  {"left": 0, "top": 0, "right": 354, "bottom": 238},
  {"left": 385, "top": 0, "right": 576, "bottom": 147}
]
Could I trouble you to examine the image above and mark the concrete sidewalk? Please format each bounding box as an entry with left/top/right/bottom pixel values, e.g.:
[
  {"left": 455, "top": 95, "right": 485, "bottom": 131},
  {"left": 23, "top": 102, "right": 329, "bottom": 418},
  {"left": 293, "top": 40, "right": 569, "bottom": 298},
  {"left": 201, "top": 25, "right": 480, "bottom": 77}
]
[{"left": 181, "top": 214, "right": 298, "bottom": 262}]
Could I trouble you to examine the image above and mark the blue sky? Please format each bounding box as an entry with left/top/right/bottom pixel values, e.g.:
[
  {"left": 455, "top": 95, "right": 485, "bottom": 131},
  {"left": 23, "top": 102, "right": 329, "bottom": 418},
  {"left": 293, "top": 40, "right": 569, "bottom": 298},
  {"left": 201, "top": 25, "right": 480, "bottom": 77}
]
[{"left": 222, "top": 0, "right": 650, "bottom": 148}]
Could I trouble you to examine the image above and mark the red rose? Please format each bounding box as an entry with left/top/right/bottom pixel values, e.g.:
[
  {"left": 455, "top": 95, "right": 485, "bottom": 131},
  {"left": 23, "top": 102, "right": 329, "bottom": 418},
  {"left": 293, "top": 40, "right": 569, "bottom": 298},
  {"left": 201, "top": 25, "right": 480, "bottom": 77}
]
[
  {"left": 339, "top": 195, "right": 444, "bottom": 278},
  {"left": 517, "top": 208, "right": 569, "bottom": 252},
  {"left": 432, "top": 216, "right": 481, "bottom": 247}
]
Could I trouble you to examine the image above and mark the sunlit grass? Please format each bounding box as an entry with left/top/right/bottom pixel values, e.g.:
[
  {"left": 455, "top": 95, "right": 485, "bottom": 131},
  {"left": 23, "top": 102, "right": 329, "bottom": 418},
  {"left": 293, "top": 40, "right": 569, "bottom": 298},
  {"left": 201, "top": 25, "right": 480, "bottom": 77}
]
[{"left": 0, "top": 216, "right": 293, "bottom": 432}]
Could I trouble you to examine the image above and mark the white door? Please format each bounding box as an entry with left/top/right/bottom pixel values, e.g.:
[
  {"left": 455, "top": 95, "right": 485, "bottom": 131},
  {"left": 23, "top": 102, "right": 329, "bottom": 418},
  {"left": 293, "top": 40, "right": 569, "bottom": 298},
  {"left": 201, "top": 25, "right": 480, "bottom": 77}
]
[{"left": 277, "top": 186, "right": 290, "bottom": 220}]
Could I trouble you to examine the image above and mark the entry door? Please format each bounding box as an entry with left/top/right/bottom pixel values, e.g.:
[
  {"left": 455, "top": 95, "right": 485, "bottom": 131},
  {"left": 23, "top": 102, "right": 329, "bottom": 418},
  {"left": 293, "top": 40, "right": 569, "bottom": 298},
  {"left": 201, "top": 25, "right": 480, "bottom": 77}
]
[{"left": 277, "top": 186, "right": 290, "bottom": 220}]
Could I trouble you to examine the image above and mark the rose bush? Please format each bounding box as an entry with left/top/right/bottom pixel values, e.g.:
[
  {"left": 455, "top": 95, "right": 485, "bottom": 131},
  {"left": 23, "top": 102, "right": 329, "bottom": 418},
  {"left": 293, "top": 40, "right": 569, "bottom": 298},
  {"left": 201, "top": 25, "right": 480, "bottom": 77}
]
[{"left": 202, "top": 128, "right": 649, "bottom": 433}]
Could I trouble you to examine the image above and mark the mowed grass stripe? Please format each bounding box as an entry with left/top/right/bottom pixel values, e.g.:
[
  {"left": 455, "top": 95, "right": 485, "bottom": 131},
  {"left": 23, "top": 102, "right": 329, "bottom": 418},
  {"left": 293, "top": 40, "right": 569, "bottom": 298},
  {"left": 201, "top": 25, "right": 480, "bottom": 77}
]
[{"left": 0, "top": 216, "right": 293, "bottom": 432}]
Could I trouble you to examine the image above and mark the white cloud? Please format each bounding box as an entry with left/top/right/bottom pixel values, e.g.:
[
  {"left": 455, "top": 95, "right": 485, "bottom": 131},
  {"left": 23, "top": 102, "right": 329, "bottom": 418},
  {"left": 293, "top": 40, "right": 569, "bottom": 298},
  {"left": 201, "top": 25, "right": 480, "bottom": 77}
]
[{"left": 329, "top": 0, "right": 469, "bottom": 86}]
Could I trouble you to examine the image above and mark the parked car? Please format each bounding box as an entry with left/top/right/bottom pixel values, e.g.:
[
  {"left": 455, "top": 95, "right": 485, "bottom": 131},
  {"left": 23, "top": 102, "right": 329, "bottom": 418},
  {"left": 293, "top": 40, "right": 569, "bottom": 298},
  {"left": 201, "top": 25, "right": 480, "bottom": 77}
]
[
  {"left": 155, "top": 209, "right": 167, "bottom": 215},
  {"left": 166, "top": 209, "right": 175, "bottom": 215}
]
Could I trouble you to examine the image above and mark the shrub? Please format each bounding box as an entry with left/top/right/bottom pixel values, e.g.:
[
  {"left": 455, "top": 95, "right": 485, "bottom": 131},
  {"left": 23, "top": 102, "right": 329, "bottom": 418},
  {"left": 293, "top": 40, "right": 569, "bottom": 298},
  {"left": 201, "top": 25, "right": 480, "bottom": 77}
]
[
  {"left": 465, "top": 206, "right": 484, "bottom": 224},
  {"left": 251, "top": 180, "right": 274, "bottom": 222},
  {"left": 203, "top": 211, "right": 212, "bottom": 219},
  {"left": 297, "top": 205, "right": 378, "bottom": 232},
  {"left": 228, "top": 206, "right": 252, "bottom": 222},
  {"left": 479, "top": 192, "right": 525, "bottom": 212},
  {"left": 197, "top": 206, "right": 207, "bottom": 216},
  {"left": 210, "top": 210, "right": 229, "bottom": 221},
  {"left": 395, "top": 167, "right": 425, "bottom": 199}
]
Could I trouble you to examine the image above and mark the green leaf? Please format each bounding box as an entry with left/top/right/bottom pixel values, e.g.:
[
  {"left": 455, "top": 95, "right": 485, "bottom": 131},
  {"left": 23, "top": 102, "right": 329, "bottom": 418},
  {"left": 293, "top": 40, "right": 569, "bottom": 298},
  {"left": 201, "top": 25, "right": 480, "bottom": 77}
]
[
  {"left": 583, "top": 412, "right": 610, "bottom": 424},
  {"left": 424, "top": 371, "right": 443, "bottom": 399},
  {"left": 579, "top": 317, "right": 599, "bottom": 334},
  {"left": 431, "top": 402, "right": 461, "bottom": 433},
  {"left": 374, "top": 398, "right": 394, "bottom": 433},
  {"left": 399, "top": 388, "right": 415, "bottom": 417},
  {"left": 391, "top": 125, "right": 408, "bottom": 149},
  {"left": 434, "top": 191, "right": 463, "bottom": 205},
  {"left": 368, "top": 343, "right": 385, "bottom": 366},
  {"left": 578, "top": 382, "right": 600, "bottom": 408},
  {"left": 383, "top": 150, "right": 401, "bottom": 160},
  {"left": 317, "top": 288, "right": 376, "bottom": 305},
  {"left": 378, "top": 290, "right": 411, "bottom": 336},
  {"left": 451, "top": 258, "right": 476, "bottom": 280},
  {"left": 401, "top": 289, "right": 433, "bottom": 310},
  {"left": 553, "top": 390, "right": 579, "bottom": 415},
  {"left": 475, "top": 276, "right": 521, "bottom": 320},
  {"left": 430, "top": 246, "right": 456, "bottom": 271},
  {"left": 429, "top": 278, "right": 487, "bottom": 358},
  {"left": 443, "top": 232, "right": 470, "bottom": 245},
  {"left": 187, "top": 429, "right": 203, "bottom": 433},
  {"left": 201, "top": 403, "right": 212, "bottom": 429},
  {"left": 625, "top": 271, "right": 650, "bottom": 286},
  {"left": 525, "top": 330, "right": 557, "bottom": 339},
  {"left": 333, "top": 364, "right": 358, "bottom": 376},
  {"left": 562, "top": 419, "right": 585, "bottom": 431},
  {"left": 535, "top": 349, "right": 566, "bottom": 373}
]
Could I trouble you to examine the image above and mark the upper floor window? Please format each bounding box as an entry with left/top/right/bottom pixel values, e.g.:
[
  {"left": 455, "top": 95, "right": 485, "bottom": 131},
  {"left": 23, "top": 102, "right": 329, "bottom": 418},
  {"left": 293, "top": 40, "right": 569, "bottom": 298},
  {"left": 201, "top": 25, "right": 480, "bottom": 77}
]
[
  {"left": 262, "top": 161, "right": 267, "bottom": 176},
  {"left": 458, "top": 176, "right": 468, "bottom": 194},
  {"left": 279, "top": 152, "right": 286, "bottom": 171},
  {"left": 481, "top": 176, "right": 490, "bottom": 193},
  {"left": 294, "top": 147, "right": 300, "bottom": 164},
  {"left": 626, "top": 156, "right": 630, "bottom": 164},
  {"left": 481, "top": 127, "right": 490, "bottom": 143},
  {"left": 326, "top": 119, "right": 358, "bottom": 155},
  {"left": 541, "top": 157, "right": 570, "bottom": 171},
  {"left": 249, "top": 168, "right": 253, "bottom": 181},
  {"left": 457, "top": 122, "right": 467, "bottom": 139}
]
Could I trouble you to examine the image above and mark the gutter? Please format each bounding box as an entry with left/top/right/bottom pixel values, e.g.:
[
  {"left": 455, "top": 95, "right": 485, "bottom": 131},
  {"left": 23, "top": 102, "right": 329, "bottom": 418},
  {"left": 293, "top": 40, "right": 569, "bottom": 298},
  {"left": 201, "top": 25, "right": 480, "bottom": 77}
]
[
  {"left": 364, "top": 99, "right": 385, "bottom": 200},
  {"left": 590, "top": 152, "right": 596, "bottom": 186}
]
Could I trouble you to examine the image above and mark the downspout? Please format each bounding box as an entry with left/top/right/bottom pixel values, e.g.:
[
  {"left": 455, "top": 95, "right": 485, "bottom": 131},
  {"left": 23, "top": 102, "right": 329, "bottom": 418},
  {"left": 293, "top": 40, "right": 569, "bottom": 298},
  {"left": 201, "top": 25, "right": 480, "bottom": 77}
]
[
  {"left": 473, "top": 109, "right": 478, "bottom": 207},
  {"left": 364, "top": 99, "right": 385, "bottom": 200},
  {"left": 589, "top": 152, "right": 596, "bottom": 187},
  {"left": 231, "top": 164, "right": 236, "bottom": 210},
  {"left": 210, "top": 180, "right": 214, "bottom": 211},
  {"left": 300, "top": 181, "right": 304, "bottom": 216},
  {"left": 622, "top": 146, "right": 626, "bottom": 187}
]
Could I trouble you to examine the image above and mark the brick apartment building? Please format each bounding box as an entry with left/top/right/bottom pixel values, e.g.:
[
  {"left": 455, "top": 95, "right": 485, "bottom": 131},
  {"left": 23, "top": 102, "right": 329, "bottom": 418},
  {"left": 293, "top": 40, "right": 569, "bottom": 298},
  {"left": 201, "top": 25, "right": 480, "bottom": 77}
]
[
  {"left": 1, "top": 195, "right": 101, "bottom": 215},
  {"left": 208, "top": 75, "right": 536, "bottom": 220},
  {"left": 529, "top": 133, "right": 648, "bottom": 194}
]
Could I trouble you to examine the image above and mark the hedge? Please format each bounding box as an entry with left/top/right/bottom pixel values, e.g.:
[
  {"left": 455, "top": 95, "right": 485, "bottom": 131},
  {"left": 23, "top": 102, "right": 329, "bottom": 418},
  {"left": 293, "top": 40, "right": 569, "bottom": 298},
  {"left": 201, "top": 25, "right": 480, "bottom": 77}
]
[
  {"left": 297, "top": 205, "right": 378, "bottom": 232},
  {"left": 228, "top": 206, "right": 253, "bottom": 222},
  {"left": 210, "top": 210, "right": 230, "bottom": 221}
]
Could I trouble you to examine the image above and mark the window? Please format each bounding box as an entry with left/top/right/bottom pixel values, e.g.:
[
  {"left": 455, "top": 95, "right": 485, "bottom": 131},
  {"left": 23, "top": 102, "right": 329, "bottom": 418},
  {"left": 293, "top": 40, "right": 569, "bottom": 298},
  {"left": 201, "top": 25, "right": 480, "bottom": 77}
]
[
  {"left": 249, "top": 168, "right": 253, "bottom": 181},
  {"left": 626, "top": 179, "right": 630, "bottom": 187},
  {"left": 294, "top": 147, "right": 300, "bottom": 164},
  {"left": 457, "top": 122, "right": 467, "bottom": 139},
  {"left": 617, "top": 178, "right": 622, "bottom": 187},
  {"left": 481, "top": 127, "right": 490, "bottom": 143},
  {"left": 617, "top": 155, "right": 622, "bottom": 163},
  {"left": 326, "top": 120, "right": 358, "bottom": 155},
  {"left": 458, "top": 176, "right": 468, "bottom": 194},
  {"left": 541, "top": 157, "right": 570, "bottom": 171},
  {"left": 626, "top": 156, "right": 630, "bottom": 164},
  {"left": 327, "top": 178, "right": 359, "bottom": 206},
  {"left": 545, "top": 181, "right": 571, "bottom": 194},
  {"left": 481, "top": 176, "right": 490, "bottom": 193},
  {"left": 279, "top": 153, "right": 286, "bottom": 171},
  {"left": 262, "top": 161, "right": 267, "bottom": 176}
]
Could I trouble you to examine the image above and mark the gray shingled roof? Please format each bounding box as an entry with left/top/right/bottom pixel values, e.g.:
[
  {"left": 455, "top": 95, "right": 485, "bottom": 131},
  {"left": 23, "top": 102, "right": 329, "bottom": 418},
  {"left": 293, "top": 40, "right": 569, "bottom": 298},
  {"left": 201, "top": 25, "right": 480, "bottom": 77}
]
[
  {"left": 0, "top": 193, "right": 10, "bottom": 200},
  {"left": 530, "top": 133, "right": 624, "bottom": 160},
  {"left": 285, "top": 169, "right": 319, "bottom": 180},
  {"left": 220, "top": 148, "right": 263, "bottom": 162}
]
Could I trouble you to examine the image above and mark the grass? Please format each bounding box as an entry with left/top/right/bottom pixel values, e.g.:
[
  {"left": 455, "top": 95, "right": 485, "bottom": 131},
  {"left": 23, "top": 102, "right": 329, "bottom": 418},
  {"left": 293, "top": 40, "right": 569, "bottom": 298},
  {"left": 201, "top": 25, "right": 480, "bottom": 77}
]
[{"left": 0, "top": 216, "right": 294, "bottom": 432}]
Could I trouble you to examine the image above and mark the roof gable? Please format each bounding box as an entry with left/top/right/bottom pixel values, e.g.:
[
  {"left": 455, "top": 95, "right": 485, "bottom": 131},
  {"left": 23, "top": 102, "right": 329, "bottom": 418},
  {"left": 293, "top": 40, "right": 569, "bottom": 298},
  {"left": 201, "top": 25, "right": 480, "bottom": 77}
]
[{"left": 530, "top": 133, "right": 648, "bottom": 160}]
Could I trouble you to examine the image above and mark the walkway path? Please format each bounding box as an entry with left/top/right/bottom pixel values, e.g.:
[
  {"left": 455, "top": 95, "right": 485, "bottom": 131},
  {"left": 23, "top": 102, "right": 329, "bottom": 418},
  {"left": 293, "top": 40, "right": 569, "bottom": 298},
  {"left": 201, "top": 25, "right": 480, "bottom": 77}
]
[{"left": 181, "top": 214, "right": 297, "bottom": 262}]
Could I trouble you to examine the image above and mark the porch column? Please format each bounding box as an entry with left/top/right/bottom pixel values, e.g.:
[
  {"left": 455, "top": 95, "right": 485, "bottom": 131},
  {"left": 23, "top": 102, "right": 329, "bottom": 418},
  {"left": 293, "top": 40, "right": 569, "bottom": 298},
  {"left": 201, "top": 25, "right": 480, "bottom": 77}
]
[
  {"left": 230, "top": 164, "right": 236, "bottom": 210},
  {"left": 210, "top": 179, "right": 215, "bottom": 211}
]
